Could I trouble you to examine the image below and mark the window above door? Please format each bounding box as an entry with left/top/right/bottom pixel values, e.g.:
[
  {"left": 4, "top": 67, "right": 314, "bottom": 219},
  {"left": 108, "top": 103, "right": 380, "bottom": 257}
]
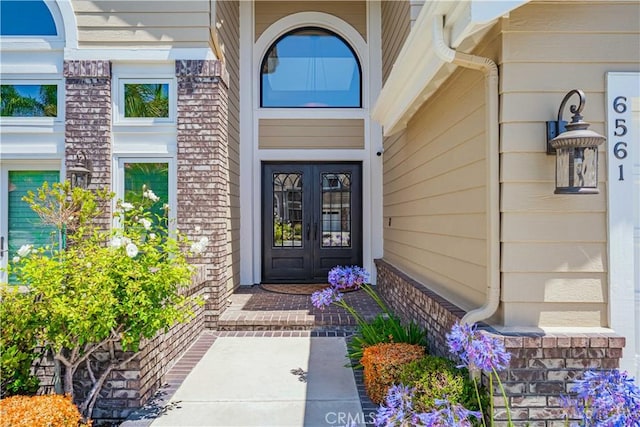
[{"left": 260, "top": 27, "right": 362, "bottom": 108}]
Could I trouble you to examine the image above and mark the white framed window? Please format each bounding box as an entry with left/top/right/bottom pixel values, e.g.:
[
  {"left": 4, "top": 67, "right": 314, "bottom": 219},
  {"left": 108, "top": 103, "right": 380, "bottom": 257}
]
[
  {"left": 0, "top": 80, "right": 64, "bottom": 124},
  {"left": 114, "top": 157, "right": 177, "bottom": 230},
  {"left": 114, "top": 78, "right": 176, "bottom": 125}
]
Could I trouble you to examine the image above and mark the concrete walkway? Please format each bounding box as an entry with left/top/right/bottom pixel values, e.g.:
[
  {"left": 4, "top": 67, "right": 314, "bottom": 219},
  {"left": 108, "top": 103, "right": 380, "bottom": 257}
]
[{"left": 145, "top": 335, "right": 369, "bottom": 427}]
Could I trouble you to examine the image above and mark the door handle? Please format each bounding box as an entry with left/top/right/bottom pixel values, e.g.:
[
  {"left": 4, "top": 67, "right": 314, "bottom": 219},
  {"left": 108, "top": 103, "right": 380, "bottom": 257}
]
[
  {"left": 306, "top": 224, "right": 311, "bottom": 241},
  {"left": 0, "top": 236, "right": 5, "bottom": 259}
]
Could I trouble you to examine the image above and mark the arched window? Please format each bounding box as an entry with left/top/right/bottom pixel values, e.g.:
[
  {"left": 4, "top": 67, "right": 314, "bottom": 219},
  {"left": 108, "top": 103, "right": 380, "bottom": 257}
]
[
  {"left": 261, "top": 27, "right": 361, "bottom": 108},
  {"left": 0, "top": 0, "right": 57, "bottom": 36}
]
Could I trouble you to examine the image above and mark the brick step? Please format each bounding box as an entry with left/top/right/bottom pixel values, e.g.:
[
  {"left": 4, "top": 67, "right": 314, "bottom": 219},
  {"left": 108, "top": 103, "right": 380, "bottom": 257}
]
[{"left": 218, "top": 312, "right": 316, "bottom": 331}]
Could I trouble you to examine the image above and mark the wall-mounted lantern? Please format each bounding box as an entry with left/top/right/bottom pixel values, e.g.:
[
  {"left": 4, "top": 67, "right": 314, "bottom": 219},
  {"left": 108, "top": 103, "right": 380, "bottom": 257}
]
[
  {"left": 546, "top": 89, "right": 606, "bottom": 194},
  {"left": 68, "top": 151, "right": 92, "bottom": 189}
]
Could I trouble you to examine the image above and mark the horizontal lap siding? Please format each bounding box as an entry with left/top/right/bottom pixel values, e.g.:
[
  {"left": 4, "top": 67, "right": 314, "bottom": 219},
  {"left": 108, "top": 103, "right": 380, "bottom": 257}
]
[
  {"left": 258, "top": 119, "right": 365, "bottom": 149},
  {"left": 383, "top": 60, "right": 490, "bottom": 311},
  {"left": 381, "top": 0, "right": 410, "bottom": 84},
  {"left": 218, "top": 1, "right": 241, "bottom": 293},
  {"left": 499, "top": 1, "right": 640, "bottom": 327},
  {"left": 254, "top": 1, "right": 367, "bottom": 42},
  {"left": 72, "top": 1, "right": 212, "bottom": 47}
]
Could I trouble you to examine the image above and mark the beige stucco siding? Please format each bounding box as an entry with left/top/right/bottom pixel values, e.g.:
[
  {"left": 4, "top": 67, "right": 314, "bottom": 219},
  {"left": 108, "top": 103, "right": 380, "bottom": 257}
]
[
  {"left": 217, "top": 1, "right": 241, "bottom": 292},
  {"left": 383, "top": 63, "right": 490, "bottom": 311},
  {"left": 499, "top": 1, "right": 640, "bottom": 327},
  {"left": 381, "top": 0, "right": 410, "bottom": 84},
  {"left": 258, "top": 119, "right": 365, "bottom": 149},
  {"left": 71, "top": 1, "right": 213, "bottom": 47},
  {"left": 254, "top": 1, "right": 367, "bottom": 42}
]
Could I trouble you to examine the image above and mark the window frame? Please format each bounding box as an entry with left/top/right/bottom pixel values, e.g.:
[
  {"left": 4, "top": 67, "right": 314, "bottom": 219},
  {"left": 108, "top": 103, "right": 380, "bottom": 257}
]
[
  {"left": 0, "top": 80, "right": 64, "bottom": 124},
  {"left": 114, "top": 78, "right": 176, "bottom": 126},
  {"left": 114, "top": 156, "right": 177, "bottom": 231},
  {"left": 259, "top": 26, "right": 363, "bottom": 109}
]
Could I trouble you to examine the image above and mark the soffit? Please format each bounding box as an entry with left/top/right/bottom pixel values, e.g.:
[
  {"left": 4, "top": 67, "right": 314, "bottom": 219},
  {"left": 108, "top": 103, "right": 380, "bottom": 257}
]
[{"left": 372, "top": 0, "right": 529, "bottom": 137}]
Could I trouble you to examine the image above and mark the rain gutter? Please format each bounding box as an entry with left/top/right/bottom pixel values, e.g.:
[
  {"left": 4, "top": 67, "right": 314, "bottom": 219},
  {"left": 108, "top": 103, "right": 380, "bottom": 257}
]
[{"left": 432, "top": 15, "right": 501, "bottom": 325}]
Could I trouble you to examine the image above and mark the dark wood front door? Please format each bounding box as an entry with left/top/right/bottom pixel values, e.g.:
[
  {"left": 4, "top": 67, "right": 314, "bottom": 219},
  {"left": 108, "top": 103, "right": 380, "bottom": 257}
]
[{"left": 262, "top": 162, "right": 362, "bottom": 283}]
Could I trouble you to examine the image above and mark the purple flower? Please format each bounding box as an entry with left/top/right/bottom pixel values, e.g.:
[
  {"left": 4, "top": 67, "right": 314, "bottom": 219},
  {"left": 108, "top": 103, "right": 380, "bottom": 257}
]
[
  {"left": 328, "top": 265, "right": 370, "bottom": 291},
  {"left": 446, "top": 321, "right": 510, "bottom": 373},
  {"left": 561, "top": 369, "right": 640, "bottom": 426},
  {"left": 375, "top": 387, "right": 482, "bottom": 427},
  {"left": 310, "top": 287, "right": 343, "bottom": 310},
  {"left": 374, "top": 385, "right": 415, "bottom": 427},
  {"left": 413, "top": 399, "right": 482, "bottom": 427}
]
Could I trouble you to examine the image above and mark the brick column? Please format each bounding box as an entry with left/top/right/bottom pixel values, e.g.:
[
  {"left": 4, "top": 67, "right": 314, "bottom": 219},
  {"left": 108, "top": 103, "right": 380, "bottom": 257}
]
[
  {"left": 64, "top": 60, "right": 112, "bottom": 226},
  {"left": 176, "top": 60, "right": 231, "bottom": 328}
]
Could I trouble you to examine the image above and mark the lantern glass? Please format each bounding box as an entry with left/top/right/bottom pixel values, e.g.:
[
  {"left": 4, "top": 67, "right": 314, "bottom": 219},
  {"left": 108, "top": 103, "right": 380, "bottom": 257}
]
[{"left": 555, "top": 146, "right": 599, "bottom": 194}]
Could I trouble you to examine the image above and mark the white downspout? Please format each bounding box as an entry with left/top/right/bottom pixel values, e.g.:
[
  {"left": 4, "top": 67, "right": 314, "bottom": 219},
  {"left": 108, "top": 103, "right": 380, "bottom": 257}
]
[{"left": 432, "top": 15, "right": 501, "bottom": 325}]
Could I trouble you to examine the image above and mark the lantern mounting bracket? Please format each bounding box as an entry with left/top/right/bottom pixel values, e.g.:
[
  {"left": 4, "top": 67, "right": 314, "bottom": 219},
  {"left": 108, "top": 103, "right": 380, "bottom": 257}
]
[{"left": 546, "top": 89, "right": 586, "bottom": 155}]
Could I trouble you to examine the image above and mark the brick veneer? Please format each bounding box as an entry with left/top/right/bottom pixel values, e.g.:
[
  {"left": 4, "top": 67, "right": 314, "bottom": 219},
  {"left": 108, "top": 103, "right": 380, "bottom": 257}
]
[
  {"left": 45, "top": 59, "right": 227, "bottom": 423},
  {"left": 175, "top": 59, "right": 231, "bottom": 329},
  {"left": 375, "top": 258, "right": 625, "bottom": 426},
  {"left": 64, "top": 60, "right": 112, "bottom": 226}
]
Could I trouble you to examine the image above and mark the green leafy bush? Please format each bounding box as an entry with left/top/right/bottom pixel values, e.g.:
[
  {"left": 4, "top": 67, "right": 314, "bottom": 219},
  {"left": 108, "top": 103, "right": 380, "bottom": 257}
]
[
  {"left": 0, "top": 286, "right": 41, "bottom": 398},
  {"left": 398, "top": 355, "right": 488, "bottom": 413},
  {"left": 348, "top": 314, "right": 427, "bottom": 367},
  {"left": 2, "top": 181, "right": 204, "bottom": 418}
]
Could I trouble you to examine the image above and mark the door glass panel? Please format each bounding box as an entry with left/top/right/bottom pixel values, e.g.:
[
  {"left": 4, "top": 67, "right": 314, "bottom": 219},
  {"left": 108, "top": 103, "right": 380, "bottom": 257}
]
[
  {"left": 321, "top": 173, "right": 351, "bottom": 247},
  {"left": 8, "top": 170, "right": 59, "bottom": 284},
  {"left": 272, "top": 173, "right": 303, "bottom": 247}
]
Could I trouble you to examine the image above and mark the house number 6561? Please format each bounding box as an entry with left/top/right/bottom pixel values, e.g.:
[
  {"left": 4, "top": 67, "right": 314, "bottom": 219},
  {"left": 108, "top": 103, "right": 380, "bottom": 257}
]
[{"left": 612, "top": 96, "right": 629, "bottom": 181}]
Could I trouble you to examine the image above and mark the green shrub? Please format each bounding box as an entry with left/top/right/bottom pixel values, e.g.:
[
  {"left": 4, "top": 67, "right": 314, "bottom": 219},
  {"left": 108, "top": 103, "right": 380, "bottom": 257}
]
[
  {"left": 398, "top": 355, "right": 488, "bottom": 413},
  {"left": 347, "top": 314, "right": 427, "bottom": 367},
  {"left": 0, "top": 287, "right": 41, "bottom": 398}
]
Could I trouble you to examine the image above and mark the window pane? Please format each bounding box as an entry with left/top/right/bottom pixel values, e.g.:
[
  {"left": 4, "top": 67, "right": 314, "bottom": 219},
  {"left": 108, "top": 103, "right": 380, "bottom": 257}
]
[
  {"left": 1, "top": 85, "right": 57, "bottom": 117},
  {"left": 124, "top": 162, "right": 169, "bottom": 225},
  {"left": 321, "top": 173, "right": 351, "bottom": 248},
  {"left": 0, "top": 1, "right": 57, "bottom": 36},
  {"left": 8, "top": 171, "right": 60, "bottom": 284},
  {"left": 272, "top": 173, "right": 303, "bottom": 248},
  {"left": 124, "top": 83, "right": 169, "bottom": 118},
  {"left": 261, "top": 28, "right": 361, "bottom": 108}
]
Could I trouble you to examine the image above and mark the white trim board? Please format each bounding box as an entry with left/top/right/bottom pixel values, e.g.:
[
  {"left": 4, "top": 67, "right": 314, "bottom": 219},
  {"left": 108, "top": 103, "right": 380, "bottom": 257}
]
[{"left": 607, "top": 72, "right": 640, "bottom": 382}]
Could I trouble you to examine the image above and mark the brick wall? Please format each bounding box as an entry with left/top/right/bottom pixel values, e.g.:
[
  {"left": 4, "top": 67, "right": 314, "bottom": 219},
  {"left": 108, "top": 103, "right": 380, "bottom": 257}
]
[
  {"left": 175, "top": 59, "right": 231, "bottom": 328},
  {"left": 375, "top": 258, "right": 626, "bottom": 426},
  {"left": 50, "top": 59, "right": 228, "bottom": 423},
  {"left": 64, "top": 60, "right": 112, "bottom": 226}
]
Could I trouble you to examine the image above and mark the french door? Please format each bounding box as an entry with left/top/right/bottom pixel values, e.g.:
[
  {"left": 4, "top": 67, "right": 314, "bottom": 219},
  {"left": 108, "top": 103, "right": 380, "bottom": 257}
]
[{"left": 262, "top": 162, "right": 362, "bottom": 283}]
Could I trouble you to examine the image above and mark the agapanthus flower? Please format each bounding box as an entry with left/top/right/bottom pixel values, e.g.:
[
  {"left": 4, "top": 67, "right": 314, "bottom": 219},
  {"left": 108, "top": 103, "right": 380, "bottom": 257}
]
[
  {"left": 374, "top": 384, "right": 415, "bottom": 427},
  {"left": 120, "top": 202, "right": 134, "bottom": 211},
  {"left": 412, "top": 399, "right": 481, "bottom": 427},
  {"left": 310, "top": 287, "right": 342, "bottom": 310},
  {"left": 17, "top": 244, "right": 32, "bottom": 257},
  {"left": 125, "top": 242, "right": 139, "bottom": 258},
  {"left": 561, "top": 369, "right": 640, "bottom": 426},
  {"left": 446, "top": 321, "right": 510, "bottom": 373},
  {"left": 328, "top": 265, "right": 370, "bottom": 291}
]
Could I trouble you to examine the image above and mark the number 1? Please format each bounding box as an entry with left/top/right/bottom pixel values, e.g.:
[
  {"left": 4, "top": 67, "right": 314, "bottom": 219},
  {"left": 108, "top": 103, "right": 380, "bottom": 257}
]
[{"left": 618, "top": 164, "right": 624, "bottom": 181}]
